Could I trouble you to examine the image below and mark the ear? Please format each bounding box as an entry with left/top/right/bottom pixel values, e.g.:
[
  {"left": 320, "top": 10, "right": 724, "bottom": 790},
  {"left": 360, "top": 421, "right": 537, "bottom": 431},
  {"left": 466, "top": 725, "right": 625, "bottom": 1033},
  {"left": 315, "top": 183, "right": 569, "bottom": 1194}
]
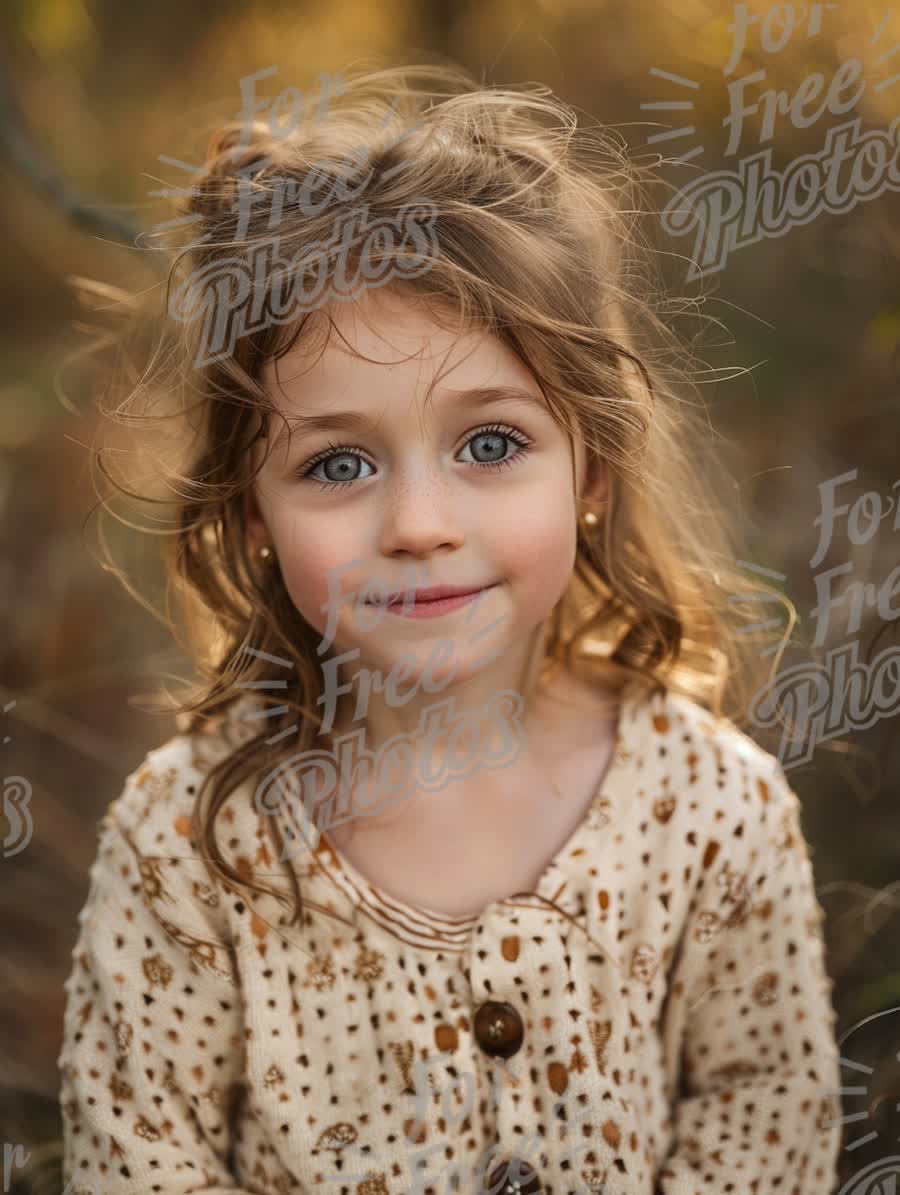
[
  {"left": 244, "top": 487, "right": 269, "bottom": 553},
  {"left": 580, "top": 453, "right": 608, "bottom": 508}
]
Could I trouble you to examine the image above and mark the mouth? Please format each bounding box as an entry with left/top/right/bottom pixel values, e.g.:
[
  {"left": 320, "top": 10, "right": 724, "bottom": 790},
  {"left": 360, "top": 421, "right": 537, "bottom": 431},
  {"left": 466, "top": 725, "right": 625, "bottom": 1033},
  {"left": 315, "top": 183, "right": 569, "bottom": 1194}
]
[{"left": 365, "top": 582, "right": 499, "bottom": 616}]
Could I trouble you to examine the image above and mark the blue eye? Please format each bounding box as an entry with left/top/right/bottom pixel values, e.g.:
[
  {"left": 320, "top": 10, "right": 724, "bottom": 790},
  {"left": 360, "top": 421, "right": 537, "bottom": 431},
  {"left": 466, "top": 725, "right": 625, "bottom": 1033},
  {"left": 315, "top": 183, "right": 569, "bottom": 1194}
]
[
  {"left": 457, "top": 426, "right": 530, "bottom": 470},
  {"left": 297, "top": 424, "right": 532, "bottom": 492},
  {"left": 300, "top": 445, "right": 374, "bottom": 490}
]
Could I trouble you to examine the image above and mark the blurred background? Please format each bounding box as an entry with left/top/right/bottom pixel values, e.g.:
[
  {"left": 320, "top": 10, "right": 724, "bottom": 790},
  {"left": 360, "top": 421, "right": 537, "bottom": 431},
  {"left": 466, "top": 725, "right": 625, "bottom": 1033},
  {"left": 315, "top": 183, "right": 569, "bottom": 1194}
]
[{"left": 0, "top": 0, "right": 897, "bottom": 1191}]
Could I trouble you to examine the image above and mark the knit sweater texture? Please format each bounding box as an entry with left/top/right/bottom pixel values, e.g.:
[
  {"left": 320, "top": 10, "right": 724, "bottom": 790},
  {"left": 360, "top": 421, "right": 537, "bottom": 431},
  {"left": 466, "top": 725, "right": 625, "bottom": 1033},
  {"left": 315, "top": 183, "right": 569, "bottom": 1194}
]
[{"left": 58, "top": 679, "right": 842, "bottom": 1194}]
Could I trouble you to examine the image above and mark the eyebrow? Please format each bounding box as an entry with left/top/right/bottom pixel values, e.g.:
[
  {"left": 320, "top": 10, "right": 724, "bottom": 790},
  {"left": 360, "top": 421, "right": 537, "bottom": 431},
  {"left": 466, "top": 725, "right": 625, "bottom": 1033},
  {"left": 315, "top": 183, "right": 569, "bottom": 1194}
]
[{"left": 267, "top": 386, "right": 550, "bottom": 452}]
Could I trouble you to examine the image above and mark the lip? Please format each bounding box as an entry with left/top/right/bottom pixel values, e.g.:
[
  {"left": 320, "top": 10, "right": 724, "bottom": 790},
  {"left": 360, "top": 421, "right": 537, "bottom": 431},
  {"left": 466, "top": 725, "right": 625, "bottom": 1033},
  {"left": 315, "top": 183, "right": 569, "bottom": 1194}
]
[
  {"left": 388, "top": 587, "right": 497, "bottom": 618},
  {"left": 365, "top": 582, "right": 499, "bottom": 617},
  {"left": 369, "top": 583, "right": 497, "bottom": 606}
]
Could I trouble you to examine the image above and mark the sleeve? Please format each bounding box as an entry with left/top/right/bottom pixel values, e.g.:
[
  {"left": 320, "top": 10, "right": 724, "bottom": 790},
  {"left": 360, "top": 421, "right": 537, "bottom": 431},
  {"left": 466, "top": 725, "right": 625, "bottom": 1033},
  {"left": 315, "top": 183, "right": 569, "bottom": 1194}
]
[
  {"left": 656, "top": 761, "right": 843, "bottom": 1195},
  {"left": 57, "top": 760, "right": 253, "bottom": 1195}
]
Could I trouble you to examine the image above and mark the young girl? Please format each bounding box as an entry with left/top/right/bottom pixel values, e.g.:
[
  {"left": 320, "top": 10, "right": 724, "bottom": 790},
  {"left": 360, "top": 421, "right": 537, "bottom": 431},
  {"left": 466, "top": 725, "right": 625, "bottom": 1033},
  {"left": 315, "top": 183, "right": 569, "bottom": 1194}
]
[{"left": 58, "top": 63, "right": 843, "bottom": 1194}]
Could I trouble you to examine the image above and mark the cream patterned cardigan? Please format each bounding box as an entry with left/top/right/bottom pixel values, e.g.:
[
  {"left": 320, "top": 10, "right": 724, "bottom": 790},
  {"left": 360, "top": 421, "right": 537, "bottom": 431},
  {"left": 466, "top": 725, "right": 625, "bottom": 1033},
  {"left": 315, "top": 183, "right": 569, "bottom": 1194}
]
[{"left": 58, "top": 680, "right": 843, "bottom": 1194}]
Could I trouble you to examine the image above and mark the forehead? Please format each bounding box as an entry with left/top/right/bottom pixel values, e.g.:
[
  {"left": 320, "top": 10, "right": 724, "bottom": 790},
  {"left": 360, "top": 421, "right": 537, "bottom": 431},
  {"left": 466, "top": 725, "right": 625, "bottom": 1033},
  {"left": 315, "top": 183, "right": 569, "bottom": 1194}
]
[{"left": 260, "top": 289, "right": 543, "bottom": 412}]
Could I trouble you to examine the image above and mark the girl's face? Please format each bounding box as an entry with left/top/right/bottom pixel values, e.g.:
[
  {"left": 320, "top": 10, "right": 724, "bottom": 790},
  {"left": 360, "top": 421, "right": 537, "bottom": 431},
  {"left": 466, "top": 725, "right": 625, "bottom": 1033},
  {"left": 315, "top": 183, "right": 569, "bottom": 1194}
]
[{"left": 246, "top": 288, "right": 605, "bottom": 721}]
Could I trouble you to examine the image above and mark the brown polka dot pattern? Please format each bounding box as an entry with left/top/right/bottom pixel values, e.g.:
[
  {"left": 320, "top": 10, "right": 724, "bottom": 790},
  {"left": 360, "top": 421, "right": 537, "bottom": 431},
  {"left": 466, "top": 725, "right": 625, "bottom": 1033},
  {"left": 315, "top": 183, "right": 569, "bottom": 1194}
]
[{"left": 57, "top": 682, "right": 843, "bottom": 1193}]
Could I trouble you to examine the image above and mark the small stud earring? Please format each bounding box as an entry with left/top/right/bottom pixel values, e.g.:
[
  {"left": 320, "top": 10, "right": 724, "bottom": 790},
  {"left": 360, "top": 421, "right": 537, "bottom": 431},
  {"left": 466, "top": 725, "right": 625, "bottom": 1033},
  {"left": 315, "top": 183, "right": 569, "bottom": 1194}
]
[
  {"left": 258, "top": 544, "right": 273, "bottom": 561},
  {"left": 583, "top": 511, "right": 599, "bottom": 527}
]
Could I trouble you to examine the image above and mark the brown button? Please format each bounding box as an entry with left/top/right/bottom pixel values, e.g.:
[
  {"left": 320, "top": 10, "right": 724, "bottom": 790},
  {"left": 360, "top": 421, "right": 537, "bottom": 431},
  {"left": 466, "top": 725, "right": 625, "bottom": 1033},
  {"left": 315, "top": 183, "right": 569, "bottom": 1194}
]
[
  {"left": 483, "top": 1157, "right": 543, "bottom": 1194},
  {"left": 473, "top": 1000, "right": 524, "bottom": 1059}
]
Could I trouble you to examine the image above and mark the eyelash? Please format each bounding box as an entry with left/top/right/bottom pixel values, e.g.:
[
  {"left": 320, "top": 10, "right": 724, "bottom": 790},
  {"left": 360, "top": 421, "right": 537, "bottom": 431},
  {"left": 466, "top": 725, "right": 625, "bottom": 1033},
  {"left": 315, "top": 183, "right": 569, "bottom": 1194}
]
[{"left": 297, "top": 423, "right": 533, "bottom": 491}]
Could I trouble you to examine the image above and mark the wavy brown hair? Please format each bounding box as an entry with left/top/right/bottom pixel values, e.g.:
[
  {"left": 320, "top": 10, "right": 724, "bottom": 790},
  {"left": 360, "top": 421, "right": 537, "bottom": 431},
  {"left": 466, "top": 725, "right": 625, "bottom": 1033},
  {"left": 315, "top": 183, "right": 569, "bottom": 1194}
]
[{"left": 79, "top": 59, "right": 793, "bottom": 928}]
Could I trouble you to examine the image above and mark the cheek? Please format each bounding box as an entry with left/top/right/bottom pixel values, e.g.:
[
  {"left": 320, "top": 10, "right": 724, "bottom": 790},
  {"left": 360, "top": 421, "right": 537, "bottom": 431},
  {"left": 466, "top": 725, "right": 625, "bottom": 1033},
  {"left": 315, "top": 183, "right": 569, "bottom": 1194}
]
[
  {"left": 274, "top": 521, "right": 421, "bottom": 650},
  {"left": 273, "top": 518, "right": 369, "bottom": 642},
  {"left": 490, "top": 497, "right": 577, "bottom": 616},
  {"left": 266, "top": 485, "right": 578, "bottom": 648}
]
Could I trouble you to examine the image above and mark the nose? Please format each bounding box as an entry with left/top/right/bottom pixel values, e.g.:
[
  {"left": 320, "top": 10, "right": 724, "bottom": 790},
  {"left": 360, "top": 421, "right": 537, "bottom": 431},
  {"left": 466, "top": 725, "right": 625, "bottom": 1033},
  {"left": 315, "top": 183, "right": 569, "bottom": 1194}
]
[{"left": 376, "top": 469, "right": 465, "bottom": 560}]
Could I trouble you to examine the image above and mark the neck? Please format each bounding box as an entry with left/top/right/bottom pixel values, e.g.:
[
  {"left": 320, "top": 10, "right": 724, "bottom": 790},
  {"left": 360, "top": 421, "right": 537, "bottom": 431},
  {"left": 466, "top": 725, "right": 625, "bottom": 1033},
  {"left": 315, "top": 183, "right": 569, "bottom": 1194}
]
[{"left": 313, "top": 622, "right": 560, "bottom": 835}]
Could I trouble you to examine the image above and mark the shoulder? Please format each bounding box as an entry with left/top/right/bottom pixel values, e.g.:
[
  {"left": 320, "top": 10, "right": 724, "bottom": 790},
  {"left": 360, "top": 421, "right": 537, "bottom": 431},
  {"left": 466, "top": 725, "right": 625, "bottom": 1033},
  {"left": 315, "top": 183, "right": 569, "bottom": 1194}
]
[
  {"left": 624, "top": 679, "right": 798, "bottom": 851},
  {"left": 81, "top": 699, "right": 277, "bottom": 984},
  {"left": 106, "top": 696, "right": 262, "bottom": 842},
  {"left": 642, "top": 682, "right": 781, "bottom": 780},
  {"left": 95, "top": 698, "right": 269, "bottom": 922},
  {"left": 614, "top": 684, "right": 825, "bottom": 969}
]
